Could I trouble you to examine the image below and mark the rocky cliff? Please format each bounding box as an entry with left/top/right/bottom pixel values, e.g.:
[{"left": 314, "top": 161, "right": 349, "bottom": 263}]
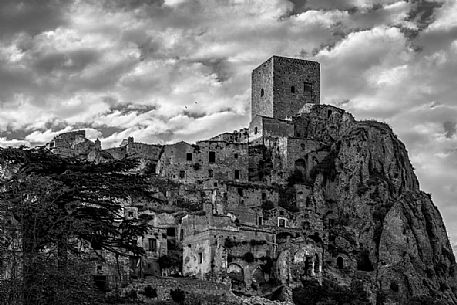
[{"left": 295, "top": 105, "right": 457, "bottom": 304}]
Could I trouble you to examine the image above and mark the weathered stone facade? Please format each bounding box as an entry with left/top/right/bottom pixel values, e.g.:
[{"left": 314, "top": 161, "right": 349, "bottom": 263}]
[
  {"left": 251, "top": 56, "right": 320, "bottom": 121},
  {"left": 157, "top": 140, "right": 249, "bottom": 183}
]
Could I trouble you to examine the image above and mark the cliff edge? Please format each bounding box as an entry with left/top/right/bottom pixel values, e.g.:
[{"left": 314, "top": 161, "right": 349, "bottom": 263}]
[{"left": 294, "top": 105, "right": 457, "bottom": 304}]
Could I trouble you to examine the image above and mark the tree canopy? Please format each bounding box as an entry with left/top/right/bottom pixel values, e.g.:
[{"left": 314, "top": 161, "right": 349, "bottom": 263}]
[{"left": 0, "top": 147, "right": 156, "bottom": 304}]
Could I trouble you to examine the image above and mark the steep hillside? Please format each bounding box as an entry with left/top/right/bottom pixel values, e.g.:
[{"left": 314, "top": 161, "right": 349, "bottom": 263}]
[{"left": 296, "top": 105, "right": 457, "bottom": 304}]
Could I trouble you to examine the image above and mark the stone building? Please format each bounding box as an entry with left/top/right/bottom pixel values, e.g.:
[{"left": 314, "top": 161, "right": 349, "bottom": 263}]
[
  {"left": 46, "top": 55, "right": 330, "bottom": 294},
  {"left": 105, "top": 136, "right": 162, "bottom": 162},
  {"left": 208, "top": 128, "right": 249, "bottom": 143},
  {"left": 181, "top": 208, "right": 276, "bottom": 290},
  {"left": 157, "top": 140, "right": 249, "bottom": 183},
  {"left": 48, "top": 130, "right": 97, "bottom": 158},
  {"left": 251, "top": 56, "right": 320, "bottom": 121}
]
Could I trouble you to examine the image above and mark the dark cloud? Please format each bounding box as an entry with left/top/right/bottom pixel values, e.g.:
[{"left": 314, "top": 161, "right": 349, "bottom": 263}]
[
  {"left": 193, "top": 57, "right": 233, "bottom": 82},
  {"left": 0, "top": 0, "right": 71, "bottom": 39},
  {"left": 182, "top": 111, "right": 206, "bottom": 119},
  {"left": 444, "top": 121, "right": 456, "bottom": 138},
  {"left": 31, "top": 49, "right": 100, "bottom": 74},
  {"left": 291, "top": 0, "right": 355, "bottom": 11},
  {"left": 406, "top": 0, "right": 443, "bottom": 31}
]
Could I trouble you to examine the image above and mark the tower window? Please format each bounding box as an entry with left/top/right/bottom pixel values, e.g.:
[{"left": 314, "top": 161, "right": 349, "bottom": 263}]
[
  {"left": 179, "top": 170, "right": 185, "bottom": 179},
  {"left": 186, "top": 153, "right": 192, "bottom": 161},
  {"left": 209, "top": 151, "right": 216, "bottom": 163},
  {"left": 304, "top": 82, "right": 313, "bottom": 93},
  {"left": 234, "top": 153, "right": 238, "bottom": 159},
  {"left": 260, "top": 89, "right": 264, "bottom": 97},
  {"left": 198, "top": 252, "right": 203, "bottom": 264},
  {"left": 235, "top": 170, "right": 240, "bottom": 180},
  {"left": 291, "top": 85, "right": 296, "bottom": 93},
  {"left": 254, "top": 127, "right": 258, "bottom": 134}
]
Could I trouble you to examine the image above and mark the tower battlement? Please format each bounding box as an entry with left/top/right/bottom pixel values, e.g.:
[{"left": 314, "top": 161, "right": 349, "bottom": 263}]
[{"left": 251, "top": 56, "right": 320, "bottom": 121}]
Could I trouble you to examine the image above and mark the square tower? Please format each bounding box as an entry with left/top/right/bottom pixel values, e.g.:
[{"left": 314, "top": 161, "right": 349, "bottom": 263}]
[{"left": 251, "top": 56, "right": 320, "bottom": 120}]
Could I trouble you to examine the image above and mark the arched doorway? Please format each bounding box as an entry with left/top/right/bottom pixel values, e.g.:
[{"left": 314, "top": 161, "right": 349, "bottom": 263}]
[{"left": 227, "top": 263, "right": 245, "bottom": 290}]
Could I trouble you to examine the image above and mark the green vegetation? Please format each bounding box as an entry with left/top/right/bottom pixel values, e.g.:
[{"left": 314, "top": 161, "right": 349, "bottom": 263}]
[
  {"left": 158, "top": 253, "right": 182, "bottom": 270},
  {"left": 144, "top": 285, "right": 158, "bottom": 299},
  {"left": 0, "top": 147, "right": 155, "bottom": 305}
]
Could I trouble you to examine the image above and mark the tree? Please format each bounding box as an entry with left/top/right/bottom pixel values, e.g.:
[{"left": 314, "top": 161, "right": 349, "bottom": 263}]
[
  {"left": 170, "top": 288, "right": 185, "bottom": 304},
  {"left": 0, "top": 147, "right": 155, "bottom": 305}
]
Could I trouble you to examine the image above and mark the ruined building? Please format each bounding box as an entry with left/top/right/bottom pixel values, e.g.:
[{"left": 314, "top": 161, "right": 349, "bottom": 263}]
[{"left": 46, "top": 55, "right": 457, "bottom": 304}]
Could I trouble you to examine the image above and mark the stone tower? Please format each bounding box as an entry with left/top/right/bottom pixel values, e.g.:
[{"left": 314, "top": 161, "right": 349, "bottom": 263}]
[{"left": 251, "top": 56, "right": 320, "bottom": 120}]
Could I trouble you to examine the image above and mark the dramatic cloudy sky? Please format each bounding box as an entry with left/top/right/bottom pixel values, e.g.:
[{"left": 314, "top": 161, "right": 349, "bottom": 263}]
[{"left": 0, "top": 0, "right": 456, "bottom": 242}]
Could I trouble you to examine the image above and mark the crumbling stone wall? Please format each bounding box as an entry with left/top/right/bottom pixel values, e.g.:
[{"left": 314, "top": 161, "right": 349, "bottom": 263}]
[
  {"left": 104, "top": 146, "right": 127, "bottom": 160},
  {"left": 209, "top": 128, "right": 249, "bottom": 143},
  {"left": 49, "top": 130, "right": 97, "bottom": 158},
  {"left": 104, "top": 136, "right": 162, "bottom": 162},
  {"left": 249, "top": 116, "right": 294, "bottom": 145},
  {"left": 251, "top": 57, "right": 274, "bottom": 120},
  {"left": 276, "top": 239, "right": 323, "bottom": 285},
  {"left": 158, "top": 141, "right": 249, "bottom": 184}
]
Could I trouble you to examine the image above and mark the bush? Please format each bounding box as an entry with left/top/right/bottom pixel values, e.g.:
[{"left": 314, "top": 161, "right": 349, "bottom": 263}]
[
  {"left": 409, "top": 295, "right": 441, "bottom": 305},
  {"left": 144, "top": 285, "right": 158, "bottom": 299},
  {"left": 158, "top": 253, "right": 181, "bottom": 270},
  {"left": 170, "top": 288, "right": 185, "bottom": 304},
  {"left": 125, "top": 289, "right": 137, "bottom": 300}
]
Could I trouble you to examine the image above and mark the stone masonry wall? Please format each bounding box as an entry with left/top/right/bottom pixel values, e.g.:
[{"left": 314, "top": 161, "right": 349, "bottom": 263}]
[
  {"left": 273, "top": 56, "right": 320, "bottom": 120},
  {"left": 251, "top": 57, "right": 274, "bottom": 120},
  {"left": 158, "top": 141, "right": 249, "bottom": 184}
]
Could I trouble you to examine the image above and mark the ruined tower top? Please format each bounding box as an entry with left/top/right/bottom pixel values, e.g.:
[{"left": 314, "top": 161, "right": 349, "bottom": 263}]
[{"left": 251, "top": 55, "right": 320, "bottom": 121}]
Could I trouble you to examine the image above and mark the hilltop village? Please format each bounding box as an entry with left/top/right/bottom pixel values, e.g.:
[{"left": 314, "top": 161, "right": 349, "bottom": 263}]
[
  {"left": 40, "top": 56, "right": 457, "bottom": 304},
  {"left": 45, "top": 56, "right": 335, "bottom": 293}
]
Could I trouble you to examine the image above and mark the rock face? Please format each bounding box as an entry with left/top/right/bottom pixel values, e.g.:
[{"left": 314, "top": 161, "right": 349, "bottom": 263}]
[{"left": 294, "top": 105, "right": 457, "bottom": 304}]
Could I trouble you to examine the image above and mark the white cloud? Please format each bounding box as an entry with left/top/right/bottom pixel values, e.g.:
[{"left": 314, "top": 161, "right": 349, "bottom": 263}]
[{"left": 2, "top": 0, "right": 457, "bottom": 245}]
